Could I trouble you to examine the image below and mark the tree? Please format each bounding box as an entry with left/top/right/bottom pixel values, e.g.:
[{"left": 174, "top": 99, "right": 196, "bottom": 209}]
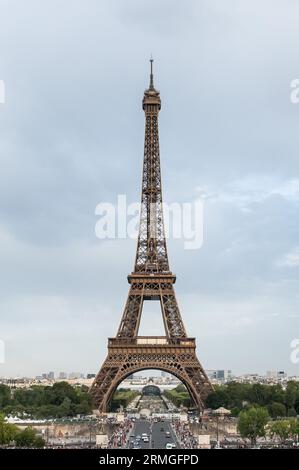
[
  {"left": 231, "top": 407, "right": 241, "bottom": 417},
  {"left": 34, "top": 436, "right": 46, "bottom": 448},
  {"left": 238, "top": 406, "right": 269, "bottom": 446},
  {"left": 175, "top": 384, "right": 187, "bottom": 393},
  {"left": 289, "top": 418, "right": 299, "bottom": 441},
  {"left": 14, "top": 426, "right": 44, "bottom": 448},
  {"left": 268, "top": 402, "right": 286, "bottom": 418},
  {"left": 287, "top": 408, "right": 297, "bottom": 417},
  {"left": 285, "top": 382, "right": 299, "bottom": 415},
  {"left": 109, "top": 390, "right": 139, "bottom": 412},
  {"left": 0, "top": 383, "right": 92, "bottom": 419},
  {"left": 205, "top": 387, "right": 229, "bottom": 409},
  {"left": 74, "top": 401, "right": 92, "bottom": 415},
  {"left": 58, "top": 397, "right": 72, "bottom": 417},
  {"left": 163, "top": 388, "right": 191, "bottom": 409},
  {"left": 0, "top": 413, "right": 19, "bottom": 445},
  {"left": 248, "top": 384, "right": 271, "bottom": 407},
  {"left": 0, "top": 385, "right": 11, "bottom": 408},
  {"left": 270, "top": 384, "right": 285, "bottom": 404},
  {"left": 226, "top": 382, "right": 250, "bottom": 409},
  {"left": 44, "top": 382, "right": 78, "bottom": 406},
  {"left": 270, "top": 420, "right": 292, "bottom": 443}
]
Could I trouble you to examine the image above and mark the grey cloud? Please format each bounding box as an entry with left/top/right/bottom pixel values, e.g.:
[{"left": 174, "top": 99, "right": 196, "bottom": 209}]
[{"left": 0, "top": 0, "right": 298, "bottom": 377}]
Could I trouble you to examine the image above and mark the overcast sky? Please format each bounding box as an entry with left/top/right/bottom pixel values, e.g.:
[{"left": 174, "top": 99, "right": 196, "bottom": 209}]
[{"left": 0, "top": 0, "right": 298, "bottom": 378}]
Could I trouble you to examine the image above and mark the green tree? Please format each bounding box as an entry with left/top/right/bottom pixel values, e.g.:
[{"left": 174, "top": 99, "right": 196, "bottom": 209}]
[
  {"left": 268, "top": 402, "right": 286, "bottom": 418},
  {"left": 285, "top": 382, "right": 299, "bottom": 415},
  {"left": 34, "top": 436, "right": 46, "bottom": 448},
  {"left": 0, "top": 385, "right": 11, "bottom": 408},
  {"left": 238, "top": 406, "right": 269, "bottom": 446},
  {"left": 45, "top": 382, "right": 78, "bottom": 406},
  {"left": 289, "top": 418, "right": 299, "bottom": 441},
  {"left": 270, "top": 384, "right": 285, "bottom": 404},
  {"left": 230, "top": 407, "right": 241, "bottom": 417},
  {"left": 109, "top": 390, "right": 139, "bottom": 411},
  {"left": 175, "top": 384, "right": 187, "bottom": 393},
  {"left": 226, "top": 382, "right": 250, "bottom": 409},
  {"left": 248, "top": 384, "right": 271, "bottom": 407},
  {"left": 58, "top": 397, "right": 72, "bottom": 417},
  {"left": 14, "top": 427, "right": 44, "bottom": 448},
  {"left": 270, "top": 420, "right": 292, "bottom": 443},
  {"left": 205, "top": 387, "right": 229, "bottom": 409},
  {"left": 74, "top": 401, "right": 92, "bottom": 415},
  {"left": 0, "top": 413, "right": 19, "bottom": 445},
  {"left": 287, "top": 408, "right": 297, "bottom": 417},
  {"left": 163, "top": 387, "right": 191, "bottom": 409},
  {"left": 1, "top": 383, "right": 92, "bottom": 419}
]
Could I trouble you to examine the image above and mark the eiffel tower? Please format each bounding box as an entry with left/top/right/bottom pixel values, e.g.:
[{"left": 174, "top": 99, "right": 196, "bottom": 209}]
[{"left": 90, "top": 60, "right": 213, "bottom": 412}]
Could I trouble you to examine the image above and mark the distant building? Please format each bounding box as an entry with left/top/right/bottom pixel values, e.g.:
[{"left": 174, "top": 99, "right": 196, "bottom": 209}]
[
  {"left": 41, "top": 372, "right": 54, "bottom": 380},
  {"left": 69, "top": 372, "right": 77, "bottom": 379},
  {"left": 87, "top": 373, "right": 96, "bottom": 379},
  {"left": 277, "top": 370, "right": 287, "bottom": 379},
  {"left": 267, "top": 370, "right": 287, "bottom": 379},
  {"left": 68, "top": 372, "right": 83, "bottom": 380},
  {"left": 59, "top": 372, "right": 67, "bottom": 380},
  {"left": 207, "top": 370, "right": 232, "bottom": 381},
  {"left": 242, "top": 374, "right": 259, "bottom": 381}
]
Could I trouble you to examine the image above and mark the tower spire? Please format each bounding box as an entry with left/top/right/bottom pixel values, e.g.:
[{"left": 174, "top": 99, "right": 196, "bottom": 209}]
[{"left": 149, "top": 55, "right": 154, "bottom": 89}]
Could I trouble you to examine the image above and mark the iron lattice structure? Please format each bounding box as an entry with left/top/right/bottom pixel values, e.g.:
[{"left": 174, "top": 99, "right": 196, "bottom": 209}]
[{"left": 90, "top": 61, "right": 213, "bottom": 412}]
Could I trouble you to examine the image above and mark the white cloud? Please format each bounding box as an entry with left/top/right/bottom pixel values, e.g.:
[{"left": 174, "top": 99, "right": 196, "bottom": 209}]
[
  {"left": 196, "top": 176, "right": 299, "bottom": 209},
  {"left": 277, "top": 247, "right": 299, "bottom": 267}
]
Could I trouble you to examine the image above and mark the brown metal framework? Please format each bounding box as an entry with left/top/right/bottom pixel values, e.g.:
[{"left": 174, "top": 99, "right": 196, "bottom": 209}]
[{"left": 90, "top": 60, "right": 213, "bottom": 412}]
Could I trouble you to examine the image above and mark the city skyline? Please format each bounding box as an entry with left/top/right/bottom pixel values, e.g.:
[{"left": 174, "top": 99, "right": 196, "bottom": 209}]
[
  {"left": 1, "top": 1, "right": 299, "bottom": 378},
  {"left": 0, "top": 367, "right": 297, "bottom": 380}
]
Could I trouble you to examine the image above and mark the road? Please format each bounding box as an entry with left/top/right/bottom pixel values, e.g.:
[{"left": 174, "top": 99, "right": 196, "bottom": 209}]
[
  {"left": 128, "top": 419, "right": 180, "bottom": 450},
  {"left": 138, "top": 395, "right": 168, "bottom": 413}
]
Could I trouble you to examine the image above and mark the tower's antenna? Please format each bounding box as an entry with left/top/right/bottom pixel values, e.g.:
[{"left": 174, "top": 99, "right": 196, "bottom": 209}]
[{"left": 149, "top": 55, "right": 154, "bottom": 89}]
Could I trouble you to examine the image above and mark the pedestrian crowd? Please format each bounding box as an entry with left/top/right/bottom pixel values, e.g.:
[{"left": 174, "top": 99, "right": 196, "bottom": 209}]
[
  {"left": 172, "top": 420, "right": 198, "bottom": 449},
  {"left": 107, "top": 418, "right": 133, "bottom": 448}
]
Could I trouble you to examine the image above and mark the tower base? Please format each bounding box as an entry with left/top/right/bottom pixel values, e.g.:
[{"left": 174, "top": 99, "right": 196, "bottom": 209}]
[{"left": 90, "top": 336, "right": 213, "bottom": 412}]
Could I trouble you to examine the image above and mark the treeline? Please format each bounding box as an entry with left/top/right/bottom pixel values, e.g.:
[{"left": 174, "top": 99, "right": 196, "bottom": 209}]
[
  {"left": 237, "top": 406, "right": 299, "bottom": 445},
  {"left": 164, "top": 384, "right": 191, "bottom": 408},
  {"left": 0, "top": 382, "right": 92, "bottom": 419},
  {"left": 0, "top": 414, "right": 45, "bottom": 447},
  {"left": 206, "top": 381, "right": 299, "bottom": 417},
  {"left": 109, "top": 389, "right": 139, "bottom": 411},
  {"left": 163, "top": 382, "right": 299, "bottom": 418}
]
